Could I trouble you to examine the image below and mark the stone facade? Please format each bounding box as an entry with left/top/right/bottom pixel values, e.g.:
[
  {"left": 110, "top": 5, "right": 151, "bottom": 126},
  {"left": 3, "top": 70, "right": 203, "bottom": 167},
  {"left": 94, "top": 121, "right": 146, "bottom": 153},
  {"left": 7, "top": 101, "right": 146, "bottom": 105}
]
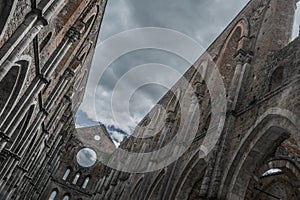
[
  {"left": 40, "top": 126, "right": 115, "bottom": 200},
  {"left": 0, "top": 0, "right": 107, "bottom": 199},
  {"left": 1, "top": 0, "right": 300, "bottom": 200},
  {"left": 87, "top": 0, "right": 300, "bottom": 200}
]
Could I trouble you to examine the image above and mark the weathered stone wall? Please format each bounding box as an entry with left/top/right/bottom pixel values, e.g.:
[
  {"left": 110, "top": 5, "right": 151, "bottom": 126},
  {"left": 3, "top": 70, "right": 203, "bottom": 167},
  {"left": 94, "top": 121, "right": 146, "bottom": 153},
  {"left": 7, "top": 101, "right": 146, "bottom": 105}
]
[
  {"left": 92, "top": 0, "right": 300, "bottom": 200},
  {"left": 0, "top": 0, "right": 107, "bottom": 199},
  {"left": 40, "top": 126, "right": 116, "bottom": 200}
]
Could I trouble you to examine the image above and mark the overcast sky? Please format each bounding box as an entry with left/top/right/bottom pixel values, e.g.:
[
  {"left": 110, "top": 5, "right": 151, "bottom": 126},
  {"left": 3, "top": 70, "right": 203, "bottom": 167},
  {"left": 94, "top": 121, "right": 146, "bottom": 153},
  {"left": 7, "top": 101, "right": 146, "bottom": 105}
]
[{"left": 76, "top": 0, "right": 300, "bottom": 145}]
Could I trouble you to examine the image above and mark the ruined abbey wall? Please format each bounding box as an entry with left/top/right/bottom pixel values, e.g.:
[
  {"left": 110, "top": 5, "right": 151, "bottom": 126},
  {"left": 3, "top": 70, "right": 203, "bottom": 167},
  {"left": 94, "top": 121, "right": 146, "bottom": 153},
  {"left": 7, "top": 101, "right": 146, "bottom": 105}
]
[{"left": 0, "top": 0, "right": 107, "bottom": 199}]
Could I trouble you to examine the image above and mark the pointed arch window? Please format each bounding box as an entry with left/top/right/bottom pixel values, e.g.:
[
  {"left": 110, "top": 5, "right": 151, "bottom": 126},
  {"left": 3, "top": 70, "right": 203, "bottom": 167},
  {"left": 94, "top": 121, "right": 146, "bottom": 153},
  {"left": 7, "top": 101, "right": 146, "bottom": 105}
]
[
  {"left": 0, "top": 60, "right": 29, "bottom": 121},
  {"left": 82, "top": 176, "right": 90, "bottom": 189},
  {"left": 218, "top": 25, "right": 244, "bottom": 89},
  {"left": 62, "top": 195, "right": 70, "bottom": 200},
  {"left": 72, "top": 172, "right": 81, "bottom": 184},
  {"left": 0, "top": 0, "right": 16, "bottom": 37},
  {"left": 62, "top": 168, "right": 71, "bottom": 181},
  {"left": 292, "top": 2, "right": 300, "bottom": 40},
  {"left": 48, "top": 190, "right": 57, "bottom": 200}
]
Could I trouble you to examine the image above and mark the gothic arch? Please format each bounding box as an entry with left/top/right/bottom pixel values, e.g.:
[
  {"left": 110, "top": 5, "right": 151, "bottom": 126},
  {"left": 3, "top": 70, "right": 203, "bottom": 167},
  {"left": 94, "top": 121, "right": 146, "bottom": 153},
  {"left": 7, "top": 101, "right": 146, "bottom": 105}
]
[
  {"left": 145, "top": 169, "right": 165, "bottom": 199},
  {"left": 62, "top": 194, "right": 70, "bottom": 200},
  {"left": 191, "top": 60, "right": 209, "bottom": 83},
  {"left": 246, "top": 159, "right": 300, "bottom": 200},
  {"left": 62, "top": 167, "right": 72, "bottom": 181},
  {"left": 82, "top": 175, "right": 90, "bottom": 189},
  {"left": 254, "top": 177, "right": 298, "bottom": 200},
  {"left": 81, "top": 5, "right": 99, "bottom": 39},
  {"left": 48, "top": 189, "right": 58, "bottom": 200},
  {"left": 259, "top": 158, "right": 299, "bottom": 175},
  {"left": 72, "top": 171, "right": 81, "bottom": 185},
  {"left": 220, "top": 109, "right": 299, "bottom": 199},
  {"left": 220, "top": 18, "right": 250, "bottom": 53},
  {"left": 172, "top": 151, "right": 206, "bottom": 200},
  {"left": 0, "top": 58, "right": 30, "bottom": 124},
  {"left": 0, "top": 0, "right": 17, "bottom": 39},
  {"left": 82, "top": 5, "right": 98, "bottom": 24},
  {"left": 217, "top": 18, "right": 249, "bottom": 89}
]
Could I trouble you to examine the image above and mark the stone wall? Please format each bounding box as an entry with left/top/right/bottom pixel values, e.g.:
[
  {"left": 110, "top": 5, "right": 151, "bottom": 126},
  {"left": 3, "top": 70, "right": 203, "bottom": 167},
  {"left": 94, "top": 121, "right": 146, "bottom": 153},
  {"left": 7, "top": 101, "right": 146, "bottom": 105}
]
[
  {"left": 0, "top": 0, "right": 107, "bottom": 199},
  {"left": 91, "top": 0, "right": 300, "bottom": 200}
]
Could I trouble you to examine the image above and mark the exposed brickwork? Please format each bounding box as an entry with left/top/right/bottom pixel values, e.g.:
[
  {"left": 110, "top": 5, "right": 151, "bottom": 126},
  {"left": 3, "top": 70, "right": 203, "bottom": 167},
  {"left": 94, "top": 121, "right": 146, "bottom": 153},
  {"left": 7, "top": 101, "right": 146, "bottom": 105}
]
[
  {"left": 85, "top": 0, "right": 300, "bottom": 200},
  {"left": 0, "top": 0, "right": 107, "bottom": 199},
  {"left": 1, "top": 0, "right": 300, "bottom": 200}
]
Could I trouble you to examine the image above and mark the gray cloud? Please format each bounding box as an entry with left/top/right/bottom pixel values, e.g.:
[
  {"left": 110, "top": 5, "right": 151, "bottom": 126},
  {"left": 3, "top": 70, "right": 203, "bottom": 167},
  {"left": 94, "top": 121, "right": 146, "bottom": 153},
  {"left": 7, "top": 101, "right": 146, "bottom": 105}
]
[{"left": 78, "top": 0, "right": 268, "bottom": 139}]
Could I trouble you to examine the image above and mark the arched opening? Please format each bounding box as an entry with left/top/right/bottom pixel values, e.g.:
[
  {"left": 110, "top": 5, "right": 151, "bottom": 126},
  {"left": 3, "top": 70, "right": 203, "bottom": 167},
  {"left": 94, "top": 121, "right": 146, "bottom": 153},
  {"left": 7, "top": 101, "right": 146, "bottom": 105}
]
[
  {"left": 254, "top": 179, "right": 297, "bottom": 200},
  {"left": 0, "top": 60, "right": 29, "bottom": 120},
  {"left": 48, "top": 190, "right": 57, "bottom": 200},
  {"left": 62, "top": 194, "right": 70, "bottom": 200},
  {"left": 245, "top": 158, "right": 300, "bottom": 200},
  {"left": 82, "top": 9, "right": 97, "bottom": 38},
  {"left": 72, "top": 172, "right": 81, "bottom": 185},
  {"left": 221, "top": 111, "right": 299, "bottom": 200},
  {"left": 262, "top": 168, "right": 282, "bottom": 177},
  {"left": 0, "top": 0, "right": 15, "bottom": 37},
  {"left": 82, "top": 176, "right": 90, "bottom": 189},
  {"left": 0, "top": 66, "right": 20, "bottom": 113},
  {"left": 218, "top": 25, "right": 243, "bottom": 89},
  {"left": 269, "top": 66, "right": 284, "bottom": 91},
  {"left": 62, "top": 168, "right": 71, "bottom": 181},
  {"left": 292, "top": 2, "right": 300, "bottom": 40},
  {"left": 173, "top": 152, "right": 206, "bottom": 200}
]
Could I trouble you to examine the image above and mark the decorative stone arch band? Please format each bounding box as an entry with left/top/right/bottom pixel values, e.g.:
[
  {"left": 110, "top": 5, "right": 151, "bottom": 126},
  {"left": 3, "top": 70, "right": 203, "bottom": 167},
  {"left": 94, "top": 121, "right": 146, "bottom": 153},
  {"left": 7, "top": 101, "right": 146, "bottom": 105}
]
[
  {"left": 219, "top": 108, "right": 300, "bottom": 199},
  {"left": 83, "top": 27, "right": 227, "bottom": 173}
]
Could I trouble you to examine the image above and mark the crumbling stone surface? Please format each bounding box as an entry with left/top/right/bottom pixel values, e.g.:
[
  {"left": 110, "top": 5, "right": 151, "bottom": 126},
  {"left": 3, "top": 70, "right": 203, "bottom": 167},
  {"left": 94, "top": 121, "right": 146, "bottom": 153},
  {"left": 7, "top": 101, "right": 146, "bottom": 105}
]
[
  {"left": 89, "top": 1, "right": 300, "bottom": 200},
  {"left": 0, "top": 0, "right": 300, "bottom": 200},
  {"left": 0, "top": 0, "right": 107, "bottom": 199}
]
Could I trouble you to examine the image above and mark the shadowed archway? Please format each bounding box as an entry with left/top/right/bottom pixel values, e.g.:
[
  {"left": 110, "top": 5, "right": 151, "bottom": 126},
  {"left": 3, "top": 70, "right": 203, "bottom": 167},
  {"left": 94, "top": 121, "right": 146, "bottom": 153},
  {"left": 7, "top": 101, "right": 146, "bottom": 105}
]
[{"left": 220, "top": 109, "right": 299, "bottom": 200}]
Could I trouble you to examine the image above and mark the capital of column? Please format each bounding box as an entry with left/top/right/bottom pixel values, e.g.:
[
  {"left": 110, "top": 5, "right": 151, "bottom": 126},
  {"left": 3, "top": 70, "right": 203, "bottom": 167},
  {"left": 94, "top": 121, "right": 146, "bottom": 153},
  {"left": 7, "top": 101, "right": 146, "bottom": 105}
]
[
  {"left": 234, "top": 49, "right": 253, "bottom": 65},
  {"left": 67, "top": 27, "right": 81, "bottom": 43}
]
